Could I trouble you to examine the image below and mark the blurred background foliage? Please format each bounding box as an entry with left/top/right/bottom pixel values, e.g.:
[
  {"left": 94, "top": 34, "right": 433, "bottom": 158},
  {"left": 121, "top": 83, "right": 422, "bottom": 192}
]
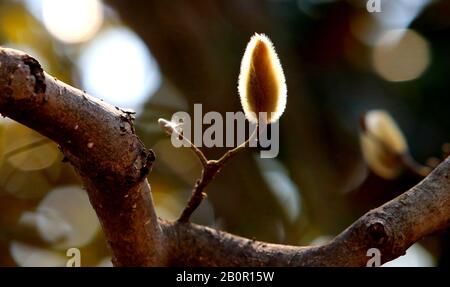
[{"left": 0, "top": 0, "right": 449, "bottom": 267}]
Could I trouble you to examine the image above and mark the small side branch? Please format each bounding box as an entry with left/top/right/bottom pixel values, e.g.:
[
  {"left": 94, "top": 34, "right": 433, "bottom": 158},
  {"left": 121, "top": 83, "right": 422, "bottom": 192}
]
[
  {"left": 176, "top": 125, "right": 258, "bottom": 222},
  {"left": 177, "top": 160, "right": 221, "bottom": 223}
]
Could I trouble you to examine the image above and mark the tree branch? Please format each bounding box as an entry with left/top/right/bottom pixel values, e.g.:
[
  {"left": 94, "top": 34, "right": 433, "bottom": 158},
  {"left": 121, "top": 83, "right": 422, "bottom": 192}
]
[
  {"left": 0, "top": 47, "right": 164, "bottom": 266},
  {"left": 177, "top": 126, "right": 258, "bottom": 223},
  {"left": 164, "top": 155, "right": 450, "bottom": 266},
  {"left": 1, "top": 47, "right": 450, "bottom": 267}
]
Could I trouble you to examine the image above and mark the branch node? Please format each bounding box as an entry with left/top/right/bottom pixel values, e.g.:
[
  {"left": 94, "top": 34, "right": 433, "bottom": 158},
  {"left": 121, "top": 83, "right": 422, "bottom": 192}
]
[
  {"left": 139, "top": 149, "right": 156, "bottom": 179},
  {"left": 367, "top": 221, "right": 388, "bottom": 246},
  {"left": 21, "top": 54, "right": 46, "bottom": 94}
]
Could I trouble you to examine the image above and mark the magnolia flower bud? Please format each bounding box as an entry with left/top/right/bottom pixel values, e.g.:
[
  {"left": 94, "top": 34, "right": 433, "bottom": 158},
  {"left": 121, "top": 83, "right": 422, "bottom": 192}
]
[
  {"left": 360, "top": 110, "right": 408, "bottom": 179},
  {"left": 238, "top": 33, "right": 287, "bottom": 124}
]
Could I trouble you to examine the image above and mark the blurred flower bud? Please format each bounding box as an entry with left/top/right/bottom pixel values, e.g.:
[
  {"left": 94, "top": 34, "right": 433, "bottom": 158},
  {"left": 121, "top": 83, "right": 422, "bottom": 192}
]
[
  {"left": 360, "top": 110, "right": 408, "bottom": 179},
  {"left": 238, "top": 33, "right": 287, "bottom": 124}
]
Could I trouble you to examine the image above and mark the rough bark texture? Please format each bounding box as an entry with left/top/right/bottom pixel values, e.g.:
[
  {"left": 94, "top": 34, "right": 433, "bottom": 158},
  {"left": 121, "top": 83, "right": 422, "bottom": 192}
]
[
  {"left": 0, "top": 48, "right": 164, "bottom": 266},
  {"left": 164, "top": 156, "right": 450, "bottom": 266},
  {"left": 1, "top": 47, "right": 450, "bottom": 266}
]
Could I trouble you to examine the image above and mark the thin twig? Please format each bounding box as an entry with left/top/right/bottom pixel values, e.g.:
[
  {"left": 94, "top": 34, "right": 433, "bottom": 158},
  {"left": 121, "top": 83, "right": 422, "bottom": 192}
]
[
  {"left": 3, "top": 138, "right": 51, "bottom": 159},
  {"left": 216, "top": 125, "right": 259, "bottom": 166},
  {"left": 365, "top": 132, "right": 432, "bottom": 178},
  {"left": 400, "top": 153, "right": 432, "bottom": 178},
  {"left": 171, "top": 128, "right": 208, "bottom": 167},
  {"left": 177, "top": 125, "right": 259, "bottom": 223},
  {"left": 177, "top": 161, "right": 220, "bottom": 223}
]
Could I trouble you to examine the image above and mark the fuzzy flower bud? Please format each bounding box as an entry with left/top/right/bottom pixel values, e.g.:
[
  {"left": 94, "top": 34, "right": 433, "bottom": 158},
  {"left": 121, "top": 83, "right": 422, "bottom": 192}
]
[
  {"left": 360, "top": 110, "right": 408, "bottom": 179},
  {"left": 238, "top": 33, "right": 287, "bottom": 124}
]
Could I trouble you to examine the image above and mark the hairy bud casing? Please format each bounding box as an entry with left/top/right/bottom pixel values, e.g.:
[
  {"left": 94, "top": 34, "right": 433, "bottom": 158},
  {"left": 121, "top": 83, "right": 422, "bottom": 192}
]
[
  {"left": 360, "top": 110, "right": 408, "bottom": 179},
  {"left": 238, "top": 33, "right": 287, "bottom": 124}
]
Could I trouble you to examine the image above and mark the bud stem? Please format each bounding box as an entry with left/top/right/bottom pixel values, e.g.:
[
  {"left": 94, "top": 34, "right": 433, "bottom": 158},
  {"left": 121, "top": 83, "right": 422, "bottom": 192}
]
[
  {"left": 400, "top": 153, "right": 432, "bottom": 178},
  {"left": 172, "top": 128, "right": 209, "bottom": 167},
  {"left": 177, "top": 125, "right": 259, "bottom": 223},
  {"left": 216, "top": 125, "right": 259, "bottom": 166},
  {"left": 363, "top": 124, "right": 431, "bottom": 178}
]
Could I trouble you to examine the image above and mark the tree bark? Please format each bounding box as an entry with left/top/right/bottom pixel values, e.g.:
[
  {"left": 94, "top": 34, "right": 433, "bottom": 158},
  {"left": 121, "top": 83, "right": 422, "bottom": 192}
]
[
  {"left": 0, "top": 48, "right": 164, "bottom": 266},
  {"left": 1, "top": 47, "right": 450, "bottom": 266}
]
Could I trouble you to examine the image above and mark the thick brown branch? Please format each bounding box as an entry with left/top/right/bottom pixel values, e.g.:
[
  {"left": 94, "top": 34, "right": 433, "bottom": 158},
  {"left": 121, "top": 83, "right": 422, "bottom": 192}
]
[
  {"left": 164, "top": 155, "right": 450, "bottom": 266},
  {"left": 0, "top": 47, "right": 164, "bottom": 266}
]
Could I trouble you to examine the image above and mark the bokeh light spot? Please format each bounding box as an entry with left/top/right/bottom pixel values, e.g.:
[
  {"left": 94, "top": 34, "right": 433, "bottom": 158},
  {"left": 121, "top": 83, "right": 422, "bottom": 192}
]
[
  {"left": 3, "top": 123, "right": 58, "bottom": 172},
  {"left": 372, "top": 29, "right": 430, "bottom": 82},
  {"left": 10, "top": 241, "right": 67, "bottom": 267},
  {"left": 78, "top": 28, "right": 161, "bottom": 111},
  {"left": 19, "top": 186, "right": 100, "bottom": 249},
  {"left": 42, "top": 0, "right": 103, "bottom": 44},
  {"left": 383, "top": 243, "right": 435, "bottom": 267}
]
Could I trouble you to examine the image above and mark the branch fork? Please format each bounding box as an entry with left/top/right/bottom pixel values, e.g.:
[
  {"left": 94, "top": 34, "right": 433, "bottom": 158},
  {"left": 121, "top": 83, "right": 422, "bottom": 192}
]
[{"left": 158, "top": 118, "right": 258, "bottom": 222}]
